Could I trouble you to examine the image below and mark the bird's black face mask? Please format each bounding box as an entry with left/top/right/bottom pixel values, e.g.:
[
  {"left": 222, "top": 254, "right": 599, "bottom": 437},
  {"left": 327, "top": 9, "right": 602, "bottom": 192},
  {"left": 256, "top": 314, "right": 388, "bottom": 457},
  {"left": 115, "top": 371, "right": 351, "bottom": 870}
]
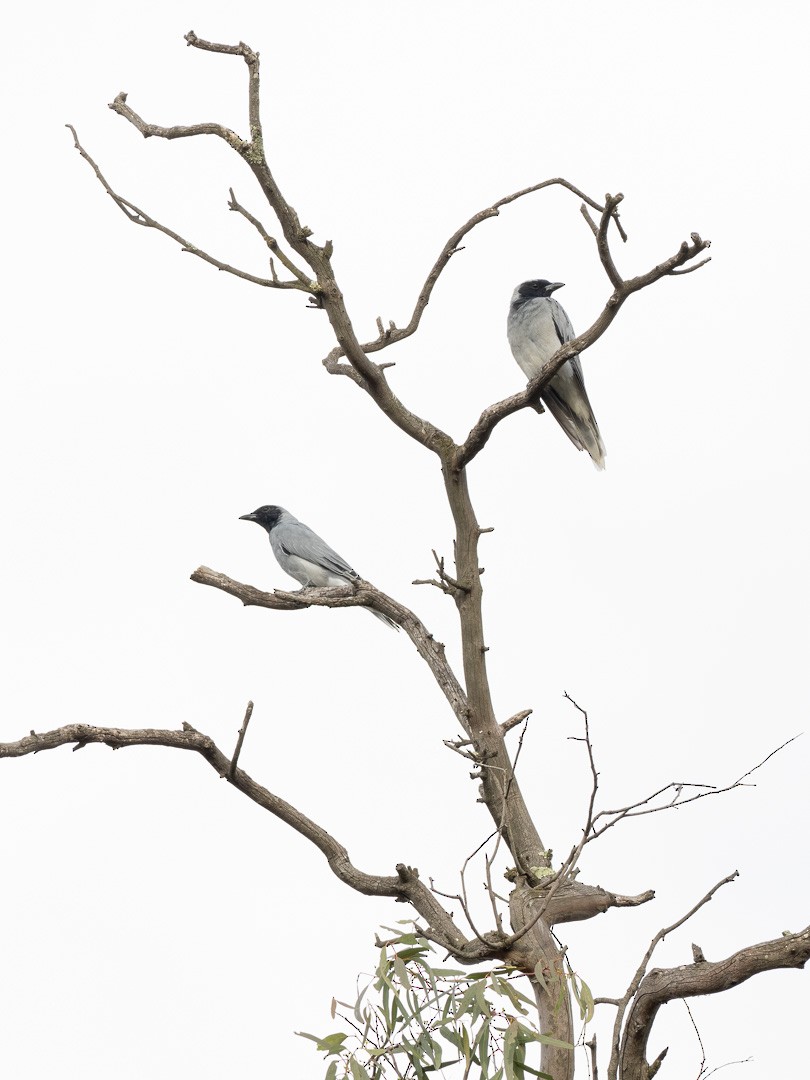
[
  {"left": 520, "top": 279, "right": 564, "bottom": 300},
  {"left": 240, "top": 505, "right": 283, "bottom": 530}
]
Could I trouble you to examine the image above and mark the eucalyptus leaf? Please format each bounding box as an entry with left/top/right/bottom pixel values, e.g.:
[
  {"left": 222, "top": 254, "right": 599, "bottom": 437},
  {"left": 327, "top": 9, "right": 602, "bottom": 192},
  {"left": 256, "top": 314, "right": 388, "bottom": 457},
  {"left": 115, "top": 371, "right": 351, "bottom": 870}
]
[
  {"left": 579, "top": 978, "right": 595, "bottom": 1024},
  {"left": 393, "top": 955, "right": 411, "bottom": 990},
  {"left": 349, "top": 1057, "right": 372, "bottom": 1080},
  {"left": 296, "top": 1031, "right": 349, "bottom": 1055},
  {"left": 503, "top": 1019, "right": 518, "bottom": 1079},
  {"left": 536, "top": 1033, "right": 574, "bottom": 1049}
]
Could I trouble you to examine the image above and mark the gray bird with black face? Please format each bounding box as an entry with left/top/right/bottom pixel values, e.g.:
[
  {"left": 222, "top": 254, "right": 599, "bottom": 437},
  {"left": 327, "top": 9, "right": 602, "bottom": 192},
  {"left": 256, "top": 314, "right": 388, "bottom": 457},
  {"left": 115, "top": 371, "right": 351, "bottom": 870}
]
[
  {"left": 507, "top": 279, "right": 606, "bottom": 469},
  {"left": 239, "top": 505, "right": 398, "bottom": 630}
]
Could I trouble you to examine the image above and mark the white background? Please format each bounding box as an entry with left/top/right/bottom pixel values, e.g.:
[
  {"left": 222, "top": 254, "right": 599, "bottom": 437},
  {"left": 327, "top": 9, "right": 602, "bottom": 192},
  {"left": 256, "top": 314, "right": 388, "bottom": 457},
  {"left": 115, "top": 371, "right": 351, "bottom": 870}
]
[{"left": 1, "top": 2, "right": 807, "bottom": 1077}]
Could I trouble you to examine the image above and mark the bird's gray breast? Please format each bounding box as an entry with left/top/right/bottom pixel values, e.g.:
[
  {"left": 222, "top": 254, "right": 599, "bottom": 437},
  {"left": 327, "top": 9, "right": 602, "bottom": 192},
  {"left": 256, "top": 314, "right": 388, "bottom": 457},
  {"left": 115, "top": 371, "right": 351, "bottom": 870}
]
[{"left": 507, "top": 297, "right": 569, "bottom": 380}]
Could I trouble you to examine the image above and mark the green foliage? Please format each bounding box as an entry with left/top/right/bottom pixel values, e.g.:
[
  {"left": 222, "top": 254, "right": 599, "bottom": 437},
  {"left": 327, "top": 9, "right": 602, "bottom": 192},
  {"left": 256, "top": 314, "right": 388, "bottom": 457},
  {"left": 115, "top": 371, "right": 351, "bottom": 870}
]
[{"left": 297, "top": 928, "right": 579, "bottom": 1079}]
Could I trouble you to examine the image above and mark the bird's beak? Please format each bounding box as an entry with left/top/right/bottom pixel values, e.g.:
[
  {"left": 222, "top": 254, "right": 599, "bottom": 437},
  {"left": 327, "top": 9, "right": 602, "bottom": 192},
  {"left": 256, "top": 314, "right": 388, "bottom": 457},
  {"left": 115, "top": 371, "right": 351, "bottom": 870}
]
[
  {"left": 239, "top": 512, "right": 257, "bottom": 522},
  {"left": 548, "top": 282, "right": 565, "bottom": 293}
]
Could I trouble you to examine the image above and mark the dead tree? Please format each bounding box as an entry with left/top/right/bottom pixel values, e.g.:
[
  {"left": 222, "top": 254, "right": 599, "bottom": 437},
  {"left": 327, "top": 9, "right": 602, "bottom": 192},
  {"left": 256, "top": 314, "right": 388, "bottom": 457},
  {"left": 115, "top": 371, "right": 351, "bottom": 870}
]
[{"left": 2, "top": 32, "right": 807, "bottom": 1080}]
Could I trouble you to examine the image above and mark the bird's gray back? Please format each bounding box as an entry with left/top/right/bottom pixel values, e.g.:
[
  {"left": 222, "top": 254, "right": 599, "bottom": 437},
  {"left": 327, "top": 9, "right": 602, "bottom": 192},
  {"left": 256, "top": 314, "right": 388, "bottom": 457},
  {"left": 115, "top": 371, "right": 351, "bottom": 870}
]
[{"left": 270, "top": 517, "right": 358, "bottom": 584}]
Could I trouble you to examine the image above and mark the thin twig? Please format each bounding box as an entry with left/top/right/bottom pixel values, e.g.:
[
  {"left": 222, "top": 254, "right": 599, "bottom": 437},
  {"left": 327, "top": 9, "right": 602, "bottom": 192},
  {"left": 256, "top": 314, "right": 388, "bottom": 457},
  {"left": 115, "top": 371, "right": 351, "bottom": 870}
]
[
  {"left": 565, "top": 692, "right": 599, "bottom": 846},
  {"left": 443, "top": 739, "right": 480, "bottom": 763},
  {"left": 669, "top": 257, "right": 712, "bottom": 275},
  {"left": 587, "top": 734, "right": 800, "bottom": 843},
  {"left": 684, "top": 1000, "right": 706, "bottom": 1080},
  {"left": 484, "top": 852, "right": 505, "bottom": 935},
  {"left": 427, "top": 879, "right": 492, "bottom": 950},
  {"left": 413, "top": 577, "right": 450, "bottom": 592},
  {"left": 703, "top": 1057, "right": 753, "bottom": 1078},
  {"left": 500, "top": 695, "right": 600, "bottom": 948},
  {"left": 732, "top": 734, "right": 800, "bottom": 784},
  {"left": 229, "top": 700, "right": 254, "bottom": 779},
  {"left": 580, "top": 204, "right": 599, "bottom": 238},
  {"left": 586, "top": 1034, "right": 599, "bottom": 1080}
]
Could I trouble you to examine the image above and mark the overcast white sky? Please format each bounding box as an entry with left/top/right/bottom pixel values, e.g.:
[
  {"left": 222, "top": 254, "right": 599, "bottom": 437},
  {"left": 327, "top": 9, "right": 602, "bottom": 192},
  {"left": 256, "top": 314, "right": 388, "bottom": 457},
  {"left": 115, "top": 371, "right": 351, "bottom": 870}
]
[{"left": 1, "top": 2, "right": 808, "bottom": 1077}]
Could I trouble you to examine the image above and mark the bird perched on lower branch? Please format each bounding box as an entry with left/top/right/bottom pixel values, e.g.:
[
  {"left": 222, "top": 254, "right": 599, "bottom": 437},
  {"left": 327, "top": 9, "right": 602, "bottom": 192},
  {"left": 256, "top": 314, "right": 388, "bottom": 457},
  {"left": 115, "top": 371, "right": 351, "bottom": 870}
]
[
  {"left": 239, "top": 505, "right": 399, "bottom": 630},
  {"left": 507, "top": 279, "right": 606, "bottom": 469}
]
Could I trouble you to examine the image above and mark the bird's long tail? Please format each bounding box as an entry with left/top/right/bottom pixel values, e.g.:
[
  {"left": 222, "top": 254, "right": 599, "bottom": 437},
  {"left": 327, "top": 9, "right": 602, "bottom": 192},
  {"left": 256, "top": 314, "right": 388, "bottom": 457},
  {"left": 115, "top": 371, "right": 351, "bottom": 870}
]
[{"left": 542, "top": 388, "right": 606, "bottom": 470}]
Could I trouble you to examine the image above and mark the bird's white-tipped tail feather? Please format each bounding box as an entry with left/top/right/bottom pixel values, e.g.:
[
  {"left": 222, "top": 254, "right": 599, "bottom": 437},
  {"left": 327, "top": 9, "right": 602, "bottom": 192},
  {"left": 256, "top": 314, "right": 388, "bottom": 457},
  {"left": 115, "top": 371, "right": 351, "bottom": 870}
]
[{"left": 542, "top": 384, "right": 606, "bottom": 470}]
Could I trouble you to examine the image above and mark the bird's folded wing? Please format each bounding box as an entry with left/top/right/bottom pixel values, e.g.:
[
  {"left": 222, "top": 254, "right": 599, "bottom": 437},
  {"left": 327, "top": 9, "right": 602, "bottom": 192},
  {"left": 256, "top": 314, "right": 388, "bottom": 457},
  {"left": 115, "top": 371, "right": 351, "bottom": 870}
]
[
  {"left": 280, "top": 523, "right": 358, "bottom": 580},
  {"left": 549, "top": 303, "right": 590, "bottom": 400},
  {"left": 550, "top": 300, "right": 575, "bottom": 345}
]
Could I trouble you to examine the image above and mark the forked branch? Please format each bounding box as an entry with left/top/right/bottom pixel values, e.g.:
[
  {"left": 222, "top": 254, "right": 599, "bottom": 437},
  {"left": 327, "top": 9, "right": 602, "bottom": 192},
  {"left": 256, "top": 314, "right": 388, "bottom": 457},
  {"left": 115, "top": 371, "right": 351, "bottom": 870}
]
[
  {"left": 455, "top": 206, "right": 711, "bottom": 468},
  {"left": 81, "top": 31, "right": 710, "bottom": 469},
  {"left": 66, "top": 126, "right": 314, "bottom": 293},
  {"left": 608, "top": 873, "right": 740, "bottom": 1080},
  {"left": 619, "top": 922, "right": 810, "bottom": 1080}
]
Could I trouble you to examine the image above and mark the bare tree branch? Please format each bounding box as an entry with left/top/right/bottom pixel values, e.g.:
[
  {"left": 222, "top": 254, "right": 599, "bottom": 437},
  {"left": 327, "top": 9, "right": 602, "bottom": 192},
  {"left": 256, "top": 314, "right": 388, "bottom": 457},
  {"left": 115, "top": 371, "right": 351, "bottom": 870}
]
[
  {"left": 94, "top": 32, "right": 711, "bottom": 492},
  {"left": 501, "top": 709, "right": 532, "bottom": 736},
  {"left": 587, "top": 1034, "right": 599, "bottom": 1080},
  {"left": 502, "top": 694, "right": 648, "bottom": 942},
  {"left": 731, "top": 734, "right": 800, "bottom": 784},
  {"left": 620, "top": 924, "right": 810, "bottom": 1080},
  {"left": 580, "top": 203, "right": 600, "bottom": 239},
  {"left": 227, "top": 188, "right": 314, "bottom": 285},
  {"left": 0, "top": 720, "right": 503, "bottom": 962},
  {"left": 322, "top": 178, "right": 626, "bottom": 363},
  {"left": 455, "top": 222, "right": 711, "bottom": 468},
  {"left": 107, "top": 32, "right": 455, "bottom": 457},
  {"left": 608, "top": 873, "right": 740, "bottom": 1080},
  {"left": 669, "top": 258, "right": 712, "bottom": 276},
  {"left": 596, "top": 194, "right": 625, "bottom": 288},
  {"left": 543, "top": 884, "right": 656, "bottom": 926},
  {"left": 587, "top": 734, "right": 800, "bottom": 842},
  {"left": 66, "top": 126, "right": 312, "bottom": 293},
  {"left": 565, "top": 692, "right": 599, "bottom": 855},
  {"left": 413, "top": 550, "right": 467, "bottom": 598},
  {"left": 109, "top": 90, "right": 245, "bottom": 149},
  {"left": 190, "top": 552, "right": 549, "bottom": 916},
  {"left": 229, "top": 699, "right": 253, "bottom": 778},
  {"left": 190, "top": 565, "right": 470, "bottom": 726},
  {"left": 450, "top": 712, "right": 534, "bottom": 939},
  {"left": 102, "top": 37, "right": 709, "bottom": 486},
  {"left": 428, "top": 875, "right": 495, "bottom": 952},
  {"left": 112, "top": 33, "right": 329, "bottom": 289}
]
